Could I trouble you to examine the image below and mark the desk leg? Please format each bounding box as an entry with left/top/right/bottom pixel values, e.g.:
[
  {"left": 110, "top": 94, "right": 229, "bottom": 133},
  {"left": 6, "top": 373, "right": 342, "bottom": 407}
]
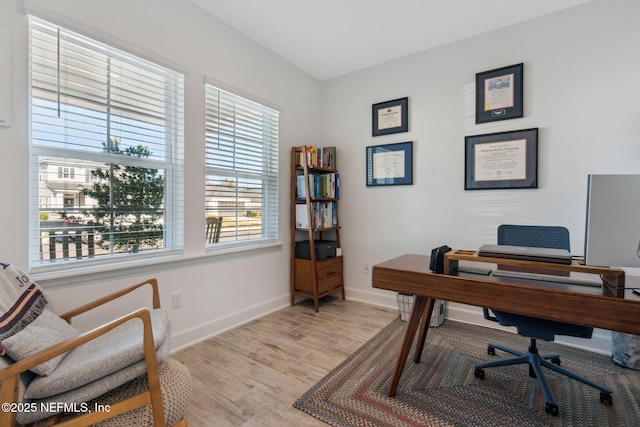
[
  {"left": 413, "top": 298, "right": 435, "bottom": 363},
  {"left": 387, "top": 295, "right": 428, "bottom": 397}
]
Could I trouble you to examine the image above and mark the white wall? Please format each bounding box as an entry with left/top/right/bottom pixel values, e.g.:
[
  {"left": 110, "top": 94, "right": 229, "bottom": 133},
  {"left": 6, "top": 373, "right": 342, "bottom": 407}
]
[
  {"left": 1, "top": 0, "right": 638, "bottom": 354},
  {"left": 320, "top": 0, "right": 640, "bottom": 352},
  {"left": 0, "top": 0, "right": 322, "bottom": 349}
]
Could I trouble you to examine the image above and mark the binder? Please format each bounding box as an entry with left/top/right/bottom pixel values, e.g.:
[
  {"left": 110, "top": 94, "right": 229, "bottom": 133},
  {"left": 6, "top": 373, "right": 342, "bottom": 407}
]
[{"left": 295, "top": 204, "right": 309, "bottom": 228}]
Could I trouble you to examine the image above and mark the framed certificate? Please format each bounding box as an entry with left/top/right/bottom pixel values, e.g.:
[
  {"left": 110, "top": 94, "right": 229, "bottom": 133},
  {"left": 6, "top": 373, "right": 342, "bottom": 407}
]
[
  {"left": 366, "top": 141, "right": 413, "bottom": 186},
  {"left": 464, "top": 128, "right": 538, "bottom": 190},
  {"left": 372, "top": 97, "right": 408, "bottom": 136},
  {"left": 475, "top": 63, "right": 523, "bottom": 124}
]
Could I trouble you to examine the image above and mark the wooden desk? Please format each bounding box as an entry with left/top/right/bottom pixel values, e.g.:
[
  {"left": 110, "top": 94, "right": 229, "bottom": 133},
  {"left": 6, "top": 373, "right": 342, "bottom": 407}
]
[{"left": 372, "top": 253, "right": 640, "bottom": 396}]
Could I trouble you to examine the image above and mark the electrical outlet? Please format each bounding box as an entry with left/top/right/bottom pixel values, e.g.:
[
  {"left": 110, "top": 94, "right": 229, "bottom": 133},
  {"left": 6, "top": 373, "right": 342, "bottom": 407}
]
[
  {"left": 172, "top": 291, "right": 183, "bottom": 309},
  {"left": 362, "top": 263, "right": 370, "bottom": 274}
]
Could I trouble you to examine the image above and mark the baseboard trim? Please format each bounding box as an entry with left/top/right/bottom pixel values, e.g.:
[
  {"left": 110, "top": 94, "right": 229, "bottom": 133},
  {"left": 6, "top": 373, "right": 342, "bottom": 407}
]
[
  {"left": 169, "top": 294, "right": 290, "bottom": 352},
  {"left": 348, "top": 289, "right": 612, "bottom": 355},
  {"left": 170, "top": 289, "right": 613, "bottom": 356}
]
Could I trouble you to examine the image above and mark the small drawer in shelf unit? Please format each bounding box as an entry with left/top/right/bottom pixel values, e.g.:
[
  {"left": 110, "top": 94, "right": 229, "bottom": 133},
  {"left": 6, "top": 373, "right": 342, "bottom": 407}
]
[{"left": 294, "top": 256, "right": 344, "bottom": 293}]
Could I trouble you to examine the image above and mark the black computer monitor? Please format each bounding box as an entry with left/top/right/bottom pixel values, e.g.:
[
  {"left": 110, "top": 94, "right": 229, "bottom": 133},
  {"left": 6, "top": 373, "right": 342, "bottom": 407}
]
[{"left": 584, "top": 174, "right": 640, "bottom": 268}]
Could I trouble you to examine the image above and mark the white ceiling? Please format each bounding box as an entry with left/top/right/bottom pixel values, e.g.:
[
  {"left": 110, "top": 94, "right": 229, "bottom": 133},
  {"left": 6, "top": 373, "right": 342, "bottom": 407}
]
[{"left": 190, "top": 0, "right": 592, "bottom": 81}]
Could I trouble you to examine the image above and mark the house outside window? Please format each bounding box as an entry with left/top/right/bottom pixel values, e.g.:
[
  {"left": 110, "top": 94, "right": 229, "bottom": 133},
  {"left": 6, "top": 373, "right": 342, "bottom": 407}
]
[
  {"left": 29, "top": 16, "right": 184, "bottom": 269},
  {"left": 205, "top": 84, "right": 279, "bottom": 247}
]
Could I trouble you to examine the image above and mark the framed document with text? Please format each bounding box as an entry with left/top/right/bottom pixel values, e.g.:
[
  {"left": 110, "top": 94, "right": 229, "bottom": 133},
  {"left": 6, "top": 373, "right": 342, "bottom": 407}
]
[
  {"left": 475, "top": 63, "right": 523, "bottom": 124},
  {"left": 366, "top": 141, "right": 413, "bottom": 186},
  {"left": 464, "top": 128, "right": 537, "bottom": 190},
  {"left": 372, "top": 97, "right": 408, "bottom": 136}
]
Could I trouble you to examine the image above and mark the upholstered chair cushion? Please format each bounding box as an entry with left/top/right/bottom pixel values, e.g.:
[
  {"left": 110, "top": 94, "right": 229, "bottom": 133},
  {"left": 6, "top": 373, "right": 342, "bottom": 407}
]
[
  {"left": 2, "top": 310, "right": 80, "bottom": 375},
  {"left": 15, "top": 309, "right": 170, "bottom": 425},
  {"left": 0, "top": 354, "right": 36, "bottom": 404},
  {"left": 17, "top": 333, "right": 172, "bottom": 425},
  {"left": 25, "top": 308, "right": 169, "bottom": 399}
]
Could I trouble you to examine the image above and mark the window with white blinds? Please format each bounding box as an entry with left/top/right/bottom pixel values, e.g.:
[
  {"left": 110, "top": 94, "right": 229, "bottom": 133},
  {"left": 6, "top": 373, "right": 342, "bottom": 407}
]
[
  {"left": 205, "top": 84, "right": 279, "bottom": 247},
  {"left": 29, "top": 16, "right": 184, "bottom": 269}
]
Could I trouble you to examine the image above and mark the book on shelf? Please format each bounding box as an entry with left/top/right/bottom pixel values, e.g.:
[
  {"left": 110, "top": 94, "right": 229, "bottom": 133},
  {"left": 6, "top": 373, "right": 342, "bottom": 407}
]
[
  {"left": 295, "top": 146, "right": 337, "bottom": 170},
  {"left": 304, "top": 173, "right": 339, "bottom": 199},
  {"left": 309, "top": 174, "right": 316, "bottom": 197},
  {"left": 316, "top": 146, "right": 336, "bottom": 169},
  {"left": 297, "top": 202, "right": 335, "bottom": 230},
  {"left": 322, "top": 202, "right": 330, "bottom": 229},
  {"left": 332, "top": 202, "right": 338, "bottom": 227},
  {"left": 298, "top": 173, "right": 341, "bottom": 199},
  {"left": 309, "top": 201, "right": 336, "bottom": 229},
  {"left": 295, "top": 204, "right": 309, "bottom": 228},
  {"left": 296, "top": 175, "right": 306, "bottom": 198}
]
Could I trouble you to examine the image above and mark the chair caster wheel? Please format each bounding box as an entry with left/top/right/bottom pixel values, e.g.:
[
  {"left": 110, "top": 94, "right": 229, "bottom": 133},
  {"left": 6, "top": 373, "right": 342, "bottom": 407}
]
[
  {"left": 487, "top": 346, "right": 495, "bottom": 356},
  {"left": 474, "top": 368, "right": 485, "bottom": 379},
  {"left": 545, "top": 402, "right": 559, "bottom": 416},
  {"left": 551, "top": 357, "right": 561, "bottom": 366},
  {"left": 600, "top": 392, "right": 613, "bottom": 406}
]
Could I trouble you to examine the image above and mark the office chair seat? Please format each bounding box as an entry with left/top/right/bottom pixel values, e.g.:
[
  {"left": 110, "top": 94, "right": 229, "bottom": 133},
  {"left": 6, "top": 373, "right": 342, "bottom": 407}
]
[
  {"left": 475, "top": 224, "right": 612, "bottom": 417},
  {"left": 491, "top": 311, "right": 593, "bottom": 341}
]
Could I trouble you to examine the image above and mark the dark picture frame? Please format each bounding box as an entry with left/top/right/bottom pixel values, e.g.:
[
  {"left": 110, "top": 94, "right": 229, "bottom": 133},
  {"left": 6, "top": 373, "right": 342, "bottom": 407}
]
[
  {"left": 372, "top": 97, "right": 408, "bottom": 136},
  {"left": 366, "top": 141, "right": 413, "bottom": 186},
  {"left": 475, "top": 63, "right": 523, "bottom": 124},
  {"left": 465, "top": 128, "right": 538, "bottom": 190}
]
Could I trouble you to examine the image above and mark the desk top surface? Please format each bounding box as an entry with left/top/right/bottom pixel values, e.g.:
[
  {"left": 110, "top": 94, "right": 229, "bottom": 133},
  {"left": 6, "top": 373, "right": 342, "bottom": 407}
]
[
  {"left": 374, "top": 253, "right": 640, "bottom": 297},
  {"left": 372, "top": 254, "right": 640, "bottom": 334}
]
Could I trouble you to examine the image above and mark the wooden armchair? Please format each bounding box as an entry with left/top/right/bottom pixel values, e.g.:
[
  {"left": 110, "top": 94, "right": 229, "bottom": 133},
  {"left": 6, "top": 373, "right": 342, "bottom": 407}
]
[{"left": 0, "top": 264, "right": 190, "bottom": 426}]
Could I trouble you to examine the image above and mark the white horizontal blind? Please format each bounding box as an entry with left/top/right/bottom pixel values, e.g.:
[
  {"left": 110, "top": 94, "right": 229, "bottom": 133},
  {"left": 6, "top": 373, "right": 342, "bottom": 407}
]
[
  {"left": 205, "top": 85, "right": 279, "bottom": 246},
  {"left": 29, "top": 16, "right": 184, "bottom": 269}
]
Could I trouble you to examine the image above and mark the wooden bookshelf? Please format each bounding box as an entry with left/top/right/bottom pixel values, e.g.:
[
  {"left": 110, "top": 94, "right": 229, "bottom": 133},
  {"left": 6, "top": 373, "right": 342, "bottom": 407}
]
[{"left": 290, "top": 146, "right": 345, "bottom": 312}]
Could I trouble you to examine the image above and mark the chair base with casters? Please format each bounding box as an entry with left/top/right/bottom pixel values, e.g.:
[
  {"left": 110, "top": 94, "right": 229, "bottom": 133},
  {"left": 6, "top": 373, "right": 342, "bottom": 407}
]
[{"left": 474, "top": 334, "right": 613, "bottom": 416}]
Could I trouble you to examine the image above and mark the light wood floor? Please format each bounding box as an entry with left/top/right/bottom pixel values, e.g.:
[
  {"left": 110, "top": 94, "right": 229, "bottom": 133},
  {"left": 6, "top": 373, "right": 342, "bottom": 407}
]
[{"left": 172, "top": 296, "right": 398, "bottom": 426}]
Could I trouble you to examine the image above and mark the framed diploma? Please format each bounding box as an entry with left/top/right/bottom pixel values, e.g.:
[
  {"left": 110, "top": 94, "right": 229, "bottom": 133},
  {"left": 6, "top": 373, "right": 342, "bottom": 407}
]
[
  {"left": 464, "top": 128, "right": 538, "bottom": 190},
  {"left": 475, "top": 63, "right": 523, "bottom": 124},
  {"left": 366, "top": 141, "right": 413, "bottom": 186},
  {"left": 372, "top": 97, "right": 408, "bottom": 136}
]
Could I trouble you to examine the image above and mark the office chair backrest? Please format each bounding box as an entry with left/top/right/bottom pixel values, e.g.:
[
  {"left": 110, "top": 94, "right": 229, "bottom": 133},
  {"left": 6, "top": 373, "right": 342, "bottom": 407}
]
[{"left": 497, "top": 224, "right": 570, "bottom": 251}]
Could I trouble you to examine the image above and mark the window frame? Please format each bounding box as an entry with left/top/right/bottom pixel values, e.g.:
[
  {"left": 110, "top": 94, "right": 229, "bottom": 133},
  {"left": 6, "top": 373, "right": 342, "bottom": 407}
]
[
  {"left": 28, "top": 16, "right": 185, "bottom": 273},
  {"left": 204, "top": 82, "right": 280, "bottom": 251}
]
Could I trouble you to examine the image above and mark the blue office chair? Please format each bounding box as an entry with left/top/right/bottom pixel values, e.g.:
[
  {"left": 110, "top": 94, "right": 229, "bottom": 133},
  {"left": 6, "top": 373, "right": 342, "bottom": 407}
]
[{"left": 474, "top": 224, "right": 612, "bottom": 416}]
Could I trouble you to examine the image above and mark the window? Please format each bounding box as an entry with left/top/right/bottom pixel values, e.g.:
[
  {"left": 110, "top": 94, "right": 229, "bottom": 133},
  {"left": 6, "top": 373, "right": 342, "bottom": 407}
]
[
  {"left": 205, "top": 85, "right": 279, "bottom": 247},
  {"left": 29, "top": 17, "right": 184, "bottom": 269}
]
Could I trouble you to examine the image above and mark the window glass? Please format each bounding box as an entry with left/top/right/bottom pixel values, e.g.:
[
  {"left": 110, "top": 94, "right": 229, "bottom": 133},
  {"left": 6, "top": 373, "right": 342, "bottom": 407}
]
[
  {"left": 205, "top": 85, "right": 279, "bottom": 247},
  {"left": 30, "top": 17, "right": 184, "bottom": 268}
]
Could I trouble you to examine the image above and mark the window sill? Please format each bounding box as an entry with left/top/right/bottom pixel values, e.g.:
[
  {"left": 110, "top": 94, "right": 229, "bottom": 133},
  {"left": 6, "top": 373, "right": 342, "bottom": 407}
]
[{"left": 34, "top": 240, "right": 283, "bottom": 288}]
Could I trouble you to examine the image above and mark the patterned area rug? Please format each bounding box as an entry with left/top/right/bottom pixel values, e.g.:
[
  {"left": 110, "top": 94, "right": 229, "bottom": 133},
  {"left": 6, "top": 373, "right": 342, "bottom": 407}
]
[{"left": 294, "top": 318, "right": 640, "bottom": 426}]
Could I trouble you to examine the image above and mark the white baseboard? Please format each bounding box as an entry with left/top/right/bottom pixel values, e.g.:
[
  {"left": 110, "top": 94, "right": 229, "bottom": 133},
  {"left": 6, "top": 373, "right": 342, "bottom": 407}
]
[
  {"left": 169, "top": 289, "right": 613, "bottom": 356},
  {"left": 346, "top": 287, "right": 398, "bottom": 309},
  {"left": 348, "top": 289, "right": 613, "bottom": 355},
  {"left": 169, "top": 294, "right": 290, "bottom": 352}
]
